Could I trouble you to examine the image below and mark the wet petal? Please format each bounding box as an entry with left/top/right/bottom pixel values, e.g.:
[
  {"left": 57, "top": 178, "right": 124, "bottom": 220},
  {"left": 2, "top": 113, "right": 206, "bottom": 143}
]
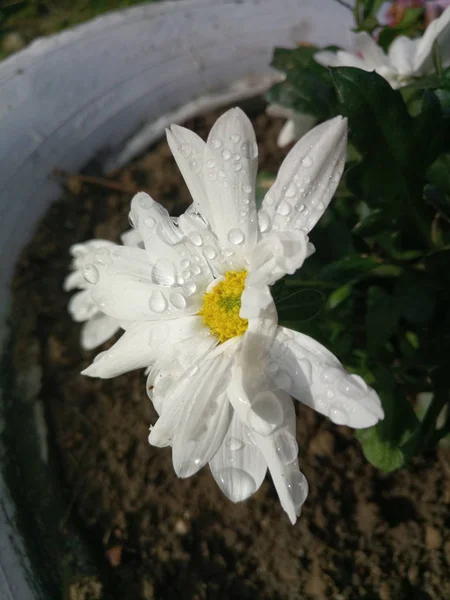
[
  {"left": 269, "top": 327, "right": 384, "bottom": 428},
  {"left": 80, "top": 314, "right": 120, "bottom": 351},
  {"left": 261, "top": 116, "right": 347, "bottom": 235}
]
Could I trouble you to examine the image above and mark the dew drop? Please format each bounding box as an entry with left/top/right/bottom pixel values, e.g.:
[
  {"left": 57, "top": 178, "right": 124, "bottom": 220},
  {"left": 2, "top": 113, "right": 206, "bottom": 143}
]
[
  {"left": 321, "top": 367, "right": 341, "bottom": 384},
  {"left": 247, "top": 391, "right": 284, "bottom": 437},
  {"left": 191, "top": 264, "right": 201, "bottom": 275},
  {"left": 211, "top": 138, "right": 222, "bottom": 150},
  {"left": 298, "top": 204, "right": 306, "bottom": 213},
  {"left": 288, "top": 470, "right": 309, "bottom": 509},
  {"left": 274, "top": 431, "right": 299, "bottom": 464},
  {"left": 242, "top": 184, "right": 252, "bottom": 194},
  {"left": 206, "top": 159, "right": 216, "bottom": 168},
  {"left": 177, "top": 277, "right": 185, "bottom": 285},
  {"left": 179, "top": 143, "right": 192, "bottom": 156},
  {"left": 276, "top": 200, "right": 291, "bottom": 216},
  {"left": 265, "top": 194, "right": 274, "bottom": 206},
  {"left": 138, "top": 195, "right": 152, "bottom": 209},
  {"left": 233, "top": 163, "right": 242, "bottom": 172},
  {"left": 94, "top": 247, "right": 112, "bottom": 265},
  {"left": 218, "top": 170, "right": 226, "bottom": 179},
  {"left": 189, "top": 232, "right": 203, "bottom": 246},
  {"left": 180, "top": 259, "right": 190, "bottom": 269},
  {"left": 216, "top": 467, "right": 257, "bottom": 502},
  {"left": 189, "top": 158, "right": 202, "bottom": 174},
  {"left": 228, "top": 228, "right": 245, "bottom": 245},
  {"left": 144, "top": 217, "right": 156, "bottom": 229},
  {"left": 338, "top": 374, "right": 368, "bottom": 400},
  {"left": 230, "top": 134, "right": 241, "bottom": 144},
  {"left": 240, "top": 140, "right": 258, "bottom": 159},
  {"left": 233, "top": 153, "right": 241, "bottom": 161},
  {"left": 222, "top": 149, "right": 231, "bottom": 160},
  {"left": 208, "top": 170, "right": 217, "bottom": 181},
  {"left": 284, "top": 183, "right": 297, "bottom": 198},
  {"left": 149, "top": 290, "right": 168, "bottom": 313},
  {"left": 302, "top": 156, "right": 313, "bottom": 168},
  {"left": 228, "top": 437, "right": 244, "bottom": 452},
  {"left": 182, "top": 281, "right": 197, "bottom": 296},
  {"left": 170, "top": 291, "right": 187, "bottom": 309},
  {"left": 83, "top": 264, "right": 99, "bottom": 284},
  {"left": 181, "top": 269, "right": 191, "bottom": 280},
  {"left": 151, "top": 259, "right": 177, "bottom": 286},
  {"left": 329, "top": 402, "right": 349, "bottom": 426},
  {"left": 258, "top": 210, "right": 270, "bottom": 233},
  {"left": 204, "top": 246, "right": 217, "bottom": 260}
]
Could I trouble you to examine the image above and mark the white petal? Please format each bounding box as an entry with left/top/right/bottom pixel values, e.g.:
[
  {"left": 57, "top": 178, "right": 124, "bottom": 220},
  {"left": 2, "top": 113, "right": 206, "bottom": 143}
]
[
  {"left": 63, "top": 270, "right": 84, "bottom": 292},
  {"left": 129, "top": 192, "right": 213, "bottom": 287},
  {"left": 166, "top": 124, "right": 209, "bottom": 218},
  {"left": 413, "top": 5, "right": 450, "bottom": 73},
  {"left": 80, "top": 314, "right": 120, "bottom": 350},
  {"left": 203, "top": 107, "right": 259, "bottom": 258},
  {"left": 68, "top": 290, "right": 98, "bottom": 322},
  {"left": 270, "top": 327, "right": 384, "bottom": 428},
  {"left": 245, "top": 230, "right": 308, "bottom": 289},
  {"left": 277, "top": 119, "right": 297, "bottom": 147},
  {"left": 177, "top": 211, "right": 227, "bottom": 276},
  {"left": 354, "top": 32, "right": 390, "bottom": 68},
  {"left": 83, "top": 316, "right": 209, "bottom": 379},
  {"left": 120, "top": 228, "right": 143, "bottom": 248},
  {"left": 387, "top": 36, "right": 416, "bottom": 76},
  {"left": 85, "top": 248, "right": 202, "bottom": 321},
  {"left": 172, "top": 389, "right": 231, "bottom": 478},
  {"left": 228, "top": 362, "right": 307, "bottom": 524},
  {"left": 209, "top": 409, "right": 267, "bottom": 502},
  {"left": 262, "top": 116, "right": 347, "bottom": 235},
  {"left": 314, "top": 49, "right": 373, "bottom": 71},
  {"left": 148, "top": 337, "right": 240, "bottom": 449}
]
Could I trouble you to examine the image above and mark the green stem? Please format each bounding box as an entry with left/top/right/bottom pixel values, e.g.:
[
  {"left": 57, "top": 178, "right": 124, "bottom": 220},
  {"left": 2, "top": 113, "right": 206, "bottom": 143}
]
[{"left": 418, "top": 392, "right": 449, "bottom": 452}]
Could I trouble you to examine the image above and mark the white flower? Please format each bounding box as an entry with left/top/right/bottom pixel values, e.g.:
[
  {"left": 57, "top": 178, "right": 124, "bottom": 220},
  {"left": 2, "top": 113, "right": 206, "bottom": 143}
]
[
  {"left": 64, "top": 230, "right": 142, "bottom": 350},
  {"left": 80, "top": 108, "right": 384, "bottom": 523},
  {"left": 266, "top": 104, "right": 317, "bottom": 147},
  {"left": 315, "top": 5, "right": 450, "bottom": 89}
]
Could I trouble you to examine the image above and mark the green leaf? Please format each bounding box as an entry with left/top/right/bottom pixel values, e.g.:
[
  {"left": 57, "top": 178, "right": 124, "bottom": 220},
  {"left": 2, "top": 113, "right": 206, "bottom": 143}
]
[
  {"left": 427, "top": 153, "right": 450, "bottom": 195},
  {"left": 366, "top": 286, "right": 401, "bottom": 353},
  {"left": 353, "top": 209, "right": 390, "bottom": 237},
  {"left": 327, "top": 284, "right": 352, "bottom": 310},
  {"left": 320, "top": 255, "right": 379, "bottom": 283},
  {"left": 424, "top": 183, "right": 450, "bottom": 223},
  {"left": 356, "top": 367, "right": 421, "bottom": 472},
  {"left": 277, "top": 289, "right": 326, "bottom": 324},
  {"left": 271, "top": 45, "right": 319, "bottom": 73}
]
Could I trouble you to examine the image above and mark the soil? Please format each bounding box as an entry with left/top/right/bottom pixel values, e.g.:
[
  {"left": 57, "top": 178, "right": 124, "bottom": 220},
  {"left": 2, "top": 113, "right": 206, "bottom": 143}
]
[{"left": 10, "top": 107, "right": 450, "bottom": 600}]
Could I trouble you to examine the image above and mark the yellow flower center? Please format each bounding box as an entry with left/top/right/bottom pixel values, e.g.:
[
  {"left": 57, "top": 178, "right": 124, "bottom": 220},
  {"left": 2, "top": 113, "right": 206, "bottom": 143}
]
[{"left": 199, "top": 271, "right": 249, "bottom": 343}]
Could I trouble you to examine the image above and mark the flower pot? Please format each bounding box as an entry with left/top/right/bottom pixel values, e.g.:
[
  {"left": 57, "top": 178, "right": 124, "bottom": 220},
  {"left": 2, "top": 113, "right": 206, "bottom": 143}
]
[{"left": 0, "top": 1, "right": 352, "bottom": 597}]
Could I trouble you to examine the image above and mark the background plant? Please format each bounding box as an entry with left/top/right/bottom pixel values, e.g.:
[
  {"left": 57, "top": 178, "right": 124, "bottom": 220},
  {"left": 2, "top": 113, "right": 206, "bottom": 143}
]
[{"left": 265, "top": 0, "right": 450, "bottom": 472}]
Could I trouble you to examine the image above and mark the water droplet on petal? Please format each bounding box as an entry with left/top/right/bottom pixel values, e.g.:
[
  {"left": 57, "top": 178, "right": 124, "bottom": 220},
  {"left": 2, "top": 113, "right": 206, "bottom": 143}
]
[
  {"left": 139, "top": 195, "right": 152, "bottom": 209},
  {"left": 204, "top": 246, "right": 217, "bottom": 260},
  {"left": 298, "top": 204, "right": 306, "bottom": 213},
  {"left": 144, "top": 217, "right": 156, "bottom": 229},
  {"left": 233, "top": 163, "right": 242, "bottom": 172},
  {"left": 284, "top": 183, "right": 297, "bottom": 198},
  {"left": 189, "top": 158, "right": 202, "bottom": 174},
  {"left": 321, "top": 367, "right": 341, "bottom": 384},
  {"left": 181, "top": 269, "right": 191, "bottom": 280},
  {"left": 218, "top": 170, "right": 226, "bottom": 179},
  {"left": 228, "top": 228, "right": 245, "bottom": 245},
  {"left": 151, "top": 259, "right": 177, "bottom": 286},
  {"left": 180, "top": 259, "right": 190, "bottom": 269},
  {"left": 149, "top": 290, "right": 168, "bottom": 313},
  {"left": 83, "top": 264, "right": 99, "bottom": 284},
  {"left": 338, "top": 374, "right": 368, "bottom": 400},
  {"left": 242, "top": 184, "right": 252, "bottom": 194},
  {"left": 228, "top": 437, "right": 244, "bottom": 452},
  {"left": 247, "top": 390, "right": 284, "bottom": 436},
  {"left": 211, "top": 138, "right": 222, "bottom": 150},
  {"left": 191, "top": 264, "right": 201, "bottom": 275},
  {"left": 222, "top": 149, "right": 231, "bottom": 160},
  {"left": 94, "top": 248, "right": 112, "bottom": 265},
  {"left": 258, "top": 210, "right": 270, "bottom": 233},
  {"left": 216, "top": 467, "right": 257, "bottom": 502},
  {"left": 240, "top": 140, "right": 258, "bottom": 159},
  {"left": 302, "top": 156, "right": 313, "bottom": 168},
  {"left": 329, "top": 402, "right": 349, "bottom": 425},
  {"left": 206, "top": 159, "right": 216, "bottom": 168},
  {"left": 288, "top": 470, "right": 309, "bottom": 509},
  {"left": 274, "top": 431, "right": 299, "bottom": 464},
  {"left": 230, "top": 134, "right": 241, "bottom": 144},
  {"left": 170, "top": 291, "right": 187, "bottom": 309},
  {"left": 276, "top": 201, "right": 291, "bottom": 216},
  {"left": 189, "top": 232, "right": 203, "bottom": 246},
  {"left": 179, "top": 143, "right": 192, "bottom": 156},
  {"left": 183, "top": 281, "right": 197, "bottom": 296}
]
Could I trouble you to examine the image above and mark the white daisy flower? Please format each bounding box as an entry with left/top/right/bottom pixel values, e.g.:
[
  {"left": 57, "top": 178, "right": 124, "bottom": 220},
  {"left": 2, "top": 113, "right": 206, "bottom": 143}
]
[
  {"left": 64, "top": 230, "right": 142, "bottom": 350},
  {"left": 80, "top": 108, "right": 384, "bottom": 523},
  {"left": 266, "top": 104, "right": 317, "bottom": 147},
  {"left": 315, "top": 5, "right": 450, "bottom": 89}
]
